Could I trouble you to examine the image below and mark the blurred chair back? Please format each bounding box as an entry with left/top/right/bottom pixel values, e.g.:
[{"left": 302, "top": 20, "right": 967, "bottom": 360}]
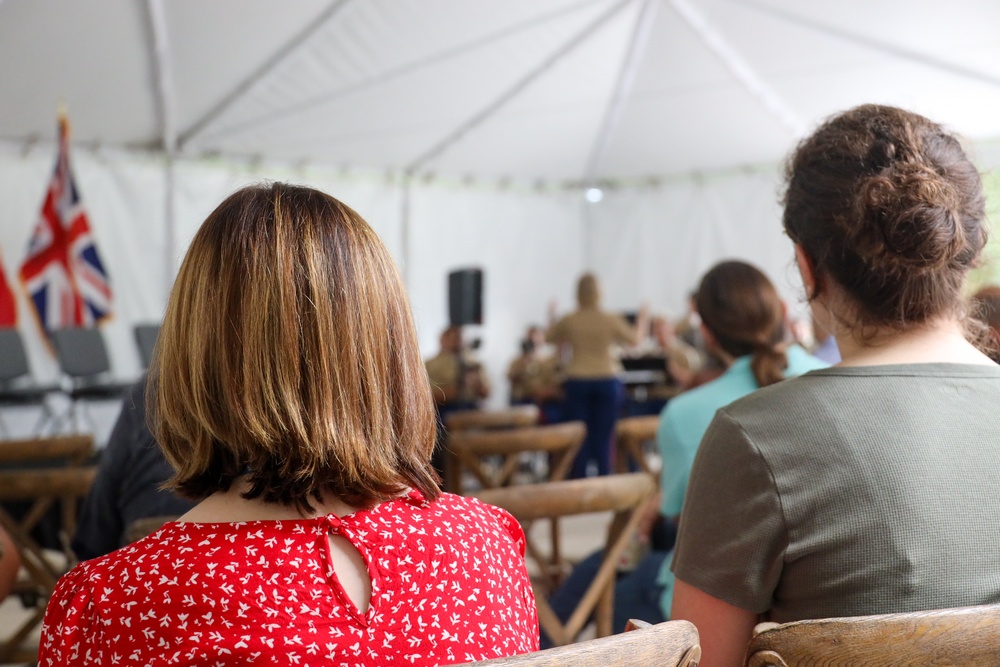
[
  {"left": 451, "top": 421, "right": 585, "bottom": 589},
  {"left": 0, "top": 329, "right": 31, "bottom": 384},
  {"left": 50, "top": 327, "right": 112, "bottom": 381},
  {"left": 445, "top": 405, "right": 540, "bottom": 432},
  {"left": 133, "top": 323, "right": 160, "bottom": 369},
  {"left": 449, "top": 421, "right": 584, "bottom": 492},
  {"left": 745, "top": 604, "right": 1000, "bottom": 666},
  {"left": 475, "top": 473, "right": 657, "bottom": 647},
  {"left": 614, "top": 415, "right": 660, "bottom": 475},
  {"left": 442, "top": 405, "right": 541, "bottom": 491},
  {"left": 49, "top": 328, "right": 131, "bottom": 435},
  {"left": 0, "top": 329, "right": 62, "bottom": 438}
]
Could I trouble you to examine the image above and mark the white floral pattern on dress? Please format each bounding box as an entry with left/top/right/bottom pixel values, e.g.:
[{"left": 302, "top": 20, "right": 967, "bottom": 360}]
[{"left": 40, "top": 491, "right": 539, "bottom": 666}]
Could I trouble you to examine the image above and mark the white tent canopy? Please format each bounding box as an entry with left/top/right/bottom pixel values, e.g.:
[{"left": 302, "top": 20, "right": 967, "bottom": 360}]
[{"left": 2, "top": 0, "right": 1000, "bottom": 425}]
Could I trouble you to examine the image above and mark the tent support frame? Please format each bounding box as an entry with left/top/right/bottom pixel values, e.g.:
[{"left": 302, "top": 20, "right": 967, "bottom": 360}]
[
  {"left": 145, "top": 0, "right": 179, "bottom": 298},
  {"left": 405, "top": 0, "right": 634, "bottom": 174},
  {"left": 584, "top": 0, "right": 659, "bottom": 185},
  {"left": 178, "top": 0, "right": 354, "bottom": 150},
  {"left": 668, "top": 0, "right": 805, "bottom": 136}
]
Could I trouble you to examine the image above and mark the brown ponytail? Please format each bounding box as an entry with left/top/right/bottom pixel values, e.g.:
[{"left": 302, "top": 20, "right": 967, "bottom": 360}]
[{"left": 695, "top": 261, "right": 788, "bottom": 388}]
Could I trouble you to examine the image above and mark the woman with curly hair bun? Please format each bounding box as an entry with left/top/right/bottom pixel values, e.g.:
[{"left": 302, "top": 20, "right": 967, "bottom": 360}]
[{"left": 670, "top": 105, "right": 1000, "bottom": 667}]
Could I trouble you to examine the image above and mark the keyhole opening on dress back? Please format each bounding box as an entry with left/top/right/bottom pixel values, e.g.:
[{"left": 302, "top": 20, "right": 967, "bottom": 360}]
[{"left": 327, "top": 532, "right": 372, "bottom": 614}]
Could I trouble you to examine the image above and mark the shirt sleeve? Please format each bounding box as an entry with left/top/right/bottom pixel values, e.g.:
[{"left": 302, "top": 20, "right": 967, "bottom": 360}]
[
  {"left": 612, "top": 315, "right": 637, "bottom": 345},
  {"left": 670, "top": 409, "right": 787, "bottom": 614},
  {"left": 546, "top": 317, "right": 568, "bottom": 344},
  {"left": 486, "top": 504, "right": 528, "bottom": 559},
  {"left": 483, "top": 503, "right": 540, "bottom": 650},
  {"left": 39, "top": 563, "right": 103, "bottom": 666}
]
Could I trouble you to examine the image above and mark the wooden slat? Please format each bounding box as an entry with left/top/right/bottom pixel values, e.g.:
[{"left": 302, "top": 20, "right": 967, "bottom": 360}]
[
  {"left": 445, "top": 405, "right": 540, "bottom": 432},
  {"left": 614, "top": 416, "right": 659, "bottom": 475},
  {"left": 450, "top": 422, "right": 585, "bottom": 457},
  {"left": 0, "top": 468, "right": 96, "bottom": 501},
  {"left": 448, "top": 619, "right": 700, "bottom": 666},
  {"left": 474, "top": 473, "right": 655, "bottom": 521},
  {"left": 0, "top": 435, "right": 93, "bottom": 464},
  {"left": 746, "top": 604, "right": 1000, "bottom": 667}
]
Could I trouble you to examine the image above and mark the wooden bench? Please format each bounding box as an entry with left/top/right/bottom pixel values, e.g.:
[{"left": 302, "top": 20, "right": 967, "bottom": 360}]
[
  {"left": 745, "top": 603, "right": 1000, "bottom": 666},
  {"left": 452, "top": 618, "right": 701, "bottom": 666}
]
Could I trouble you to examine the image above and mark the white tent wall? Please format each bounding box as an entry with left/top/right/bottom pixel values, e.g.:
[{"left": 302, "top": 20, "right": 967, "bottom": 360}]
[
  {"left": 3, "top": 134, "right": 1000, "bottom": 437},
  {"left": 589, "top": 167, "right": 804, "bottom": 321}
]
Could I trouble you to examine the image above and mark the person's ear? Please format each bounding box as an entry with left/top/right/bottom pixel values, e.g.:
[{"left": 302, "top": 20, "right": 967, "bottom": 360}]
[
  {"left": 699, "top": 322, "right": 717, "bottom": 352},
  {"left": 794, "top": 244, "right": 820, "bottom": 298}
]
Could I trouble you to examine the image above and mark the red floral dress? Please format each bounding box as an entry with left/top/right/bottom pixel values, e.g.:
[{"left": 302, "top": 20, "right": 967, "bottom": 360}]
[{"left": 40, "top": 491, "right": 539, "bottom": 666}]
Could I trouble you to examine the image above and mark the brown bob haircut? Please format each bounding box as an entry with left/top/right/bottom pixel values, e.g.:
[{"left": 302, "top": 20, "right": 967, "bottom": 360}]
[{"left": 150, "top": 182, "right": 440, "bottom": 510}]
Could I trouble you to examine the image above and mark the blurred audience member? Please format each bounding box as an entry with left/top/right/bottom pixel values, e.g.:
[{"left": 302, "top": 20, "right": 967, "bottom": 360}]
[
  {"left": 809, "top": 313, "right": 842, "bottom": 364},
  {"left": 548, "top": 274, "right": 647, "bottom": 477},
  {"left": 425, "top": 325, "right": 490, "bottom": 408},
  {"left": 72, "top": 378, "right": 195, "bottom": 561},
  {"left": 972, "top": 285, "right": 1000, "bottom": 362},
  {"left": 507, "top": 325, "right": 563, "bottom": 423}
]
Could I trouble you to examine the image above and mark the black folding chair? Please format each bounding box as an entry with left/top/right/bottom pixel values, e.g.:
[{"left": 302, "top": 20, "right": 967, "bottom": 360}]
[
  {"left": 0, "top": 329, "right": 62, "bottom": 438},
  {"left": 49, "top": 328, "right": 131, "bottom": 434}
]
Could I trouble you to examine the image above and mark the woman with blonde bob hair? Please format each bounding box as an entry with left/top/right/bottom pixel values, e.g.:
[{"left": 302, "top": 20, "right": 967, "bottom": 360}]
[{"left": 40, "top": 183, "right": 538, "bottom": 666}]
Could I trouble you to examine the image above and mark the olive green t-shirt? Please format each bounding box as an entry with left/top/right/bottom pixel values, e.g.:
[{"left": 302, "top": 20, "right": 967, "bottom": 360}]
[{"left": 672, "top": 363, "right": 1000, "bottom": 623}]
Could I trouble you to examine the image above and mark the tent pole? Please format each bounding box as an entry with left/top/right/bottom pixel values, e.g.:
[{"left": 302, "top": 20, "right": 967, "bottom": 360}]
[
  {"left": 401, "top": 171, "right": 414, "bottom": 289},
  {"left": 584, "top": 0, "right": 658, "bottom": 185},
  {"left": 405, "top": 0, "right": 633, "bottom": 173},
  {"left": 669, "top": 0, "right": 806, "bottom": 136},
  {"left": 200, "top": 0, "right": 608, "bottom": 145},
  {"left": 146, "top": 0, "right": 179, "bottom": 300}
]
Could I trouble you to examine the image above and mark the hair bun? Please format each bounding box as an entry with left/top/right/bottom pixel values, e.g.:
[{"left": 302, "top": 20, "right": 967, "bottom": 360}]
[{"left": 851, "top": 161, "right": 967, "bottom": 273}]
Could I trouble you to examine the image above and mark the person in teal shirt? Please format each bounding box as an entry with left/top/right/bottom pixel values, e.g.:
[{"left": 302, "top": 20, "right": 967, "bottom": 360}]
[{"left": 655, "top": 261, "right": 827, "bottom": 619}]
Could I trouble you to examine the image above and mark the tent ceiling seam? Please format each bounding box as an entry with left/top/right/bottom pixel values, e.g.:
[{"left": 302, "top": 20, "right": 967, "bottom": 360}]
[
  {"left": 178, "top": 0, "right": 353, "bottom": 150},
  {"left": 145, "top": 0, "right": 177, "bottom": 153},
  {"left": 405, "top": 0, "right": 634, "bottom": 175},
  {"left": 584, "top": 0, "right": 659, "bottom": 184},
  {"left": 669, "top": 0, "right": 806, "bottom": 136},
  {"left": 727, "top": 0, "right": 1000, "bottom": 91},
  {"left": 191, "top": 0, "right": 611, "bottom": 147}
]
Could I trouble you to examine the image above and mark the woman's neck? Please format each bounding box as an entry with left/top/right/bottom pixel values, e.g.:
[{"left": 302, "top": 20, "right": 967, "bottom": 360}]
[
  {"left": 178, "top": 478, "right": 360, "bottom": 523},
  {"left": 836, "top": 317, "right": 994, "bottom": 367}
]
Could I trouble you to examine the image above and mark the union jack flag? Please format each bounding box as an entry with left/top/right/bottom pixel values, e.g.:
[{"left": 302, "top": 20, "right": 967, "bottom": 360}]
[{"left": 19, "top": 115, "right": 112, "bottom": 334}]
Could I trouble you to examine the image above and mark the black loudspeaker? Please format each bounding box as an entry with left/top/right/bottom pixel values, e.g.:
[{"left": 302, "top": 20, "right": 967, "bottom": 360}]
[{"left": 448, "top": 268, "right": 484, "bottom": 326}]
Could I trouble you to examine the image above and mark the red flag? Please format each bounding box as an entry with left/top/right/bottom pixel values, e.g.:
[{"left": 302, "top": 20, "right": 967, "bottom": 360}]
[
  {"left": 19, "top": 114, "right": 113, "bottom": 333},
  {"left": 0, "top": 252, "right": 16, "bottom": 327}
]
